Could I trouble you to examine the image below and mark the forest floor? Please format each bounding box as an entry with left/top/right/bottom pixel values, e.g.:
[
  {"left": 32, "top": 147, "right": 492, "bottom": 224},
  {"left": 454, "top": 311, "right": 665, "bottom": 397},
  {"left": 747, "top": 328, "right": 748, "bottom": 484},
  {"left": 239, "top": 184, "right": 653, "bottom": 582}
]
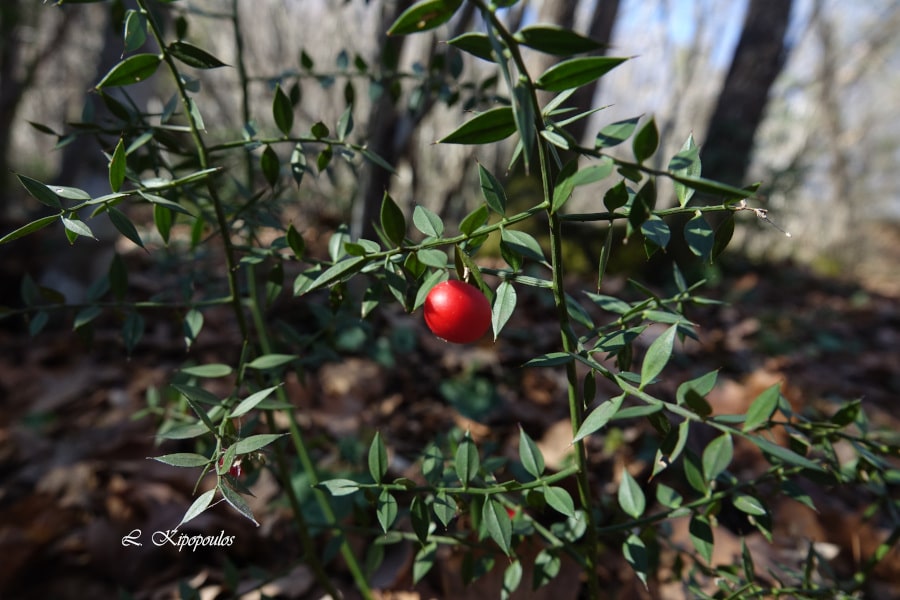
[{"left": 1, "top": 245, "right": 899, "bottom": 599}]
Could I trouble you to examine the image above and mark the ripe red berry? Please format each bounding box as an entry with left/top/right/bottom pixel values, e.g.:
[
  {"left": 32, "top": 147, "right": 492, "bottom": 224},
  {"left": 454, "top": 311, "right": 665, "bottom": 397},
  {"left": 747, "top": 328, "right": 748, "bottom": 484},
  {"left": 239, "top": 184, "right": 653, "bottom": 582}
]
[{"left": 423, "top": 280, "right": 492, "bottom": 344}]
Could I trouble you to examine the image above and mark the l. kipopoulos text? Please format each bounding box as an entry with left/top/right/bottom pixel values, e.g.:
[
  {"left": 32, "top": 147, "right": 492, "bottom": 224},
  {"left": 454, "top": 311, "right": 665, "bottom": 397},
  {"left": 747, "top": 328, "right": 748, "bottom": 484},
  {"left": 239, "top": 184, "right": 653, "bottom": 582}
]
[{"left": 149, "top": 529, "right": 236, "bottom": 552}]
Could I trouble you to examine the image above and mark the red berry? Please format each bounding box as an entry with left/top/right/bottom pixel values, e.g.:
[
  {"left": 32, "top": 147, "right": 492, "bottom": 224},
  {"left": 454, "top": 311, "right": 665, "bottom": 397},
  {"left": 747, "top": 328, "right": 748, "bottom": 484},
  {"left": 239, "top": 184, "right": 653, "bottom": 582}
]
[{"left": 423, "top": 280, "right": 492, "bottom": 344}]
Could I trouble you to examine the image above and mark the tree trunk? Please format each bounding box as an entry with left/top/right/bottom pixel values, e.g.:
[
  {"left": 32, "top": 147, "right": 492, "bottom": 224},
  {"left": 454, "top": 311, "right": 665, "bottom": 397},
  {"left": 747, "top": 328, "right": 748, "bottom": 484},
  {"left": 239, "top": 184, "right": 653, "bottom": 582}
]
[{"left": 700, "top": 0, "right": 794, "bottom": 188}]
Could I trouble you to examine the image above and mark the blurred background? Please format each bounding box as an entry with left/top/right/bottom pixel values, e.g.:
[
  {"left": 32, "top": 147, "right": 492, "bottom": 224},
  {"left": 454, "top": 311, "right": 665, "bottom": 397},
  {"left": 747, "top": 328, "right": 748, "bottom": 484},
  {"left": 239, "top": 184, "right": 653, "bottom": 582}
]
[{"left": 2, "top": 0, "right": 898, "bottom": 295}]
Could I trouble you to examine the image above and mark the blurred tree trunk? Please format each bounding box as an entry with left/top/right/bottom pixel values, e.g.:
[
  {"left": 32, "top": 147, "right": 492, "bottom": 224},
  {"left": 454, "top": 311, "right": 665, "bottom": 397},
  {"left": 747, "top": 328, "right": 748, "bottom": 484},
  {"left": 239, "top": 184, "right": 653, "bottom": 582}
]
[
  {"left": 0, "top": 2, "right": 74, "bottom": 214},
  {"left": 352, "top": 1, "right": 476, "bottom": 241},
  {"left": 532, "top": 0, "right": 620, "bottom": 147},
  {"left": 701, "top": 0, "right": 794, "bottom": 188}
]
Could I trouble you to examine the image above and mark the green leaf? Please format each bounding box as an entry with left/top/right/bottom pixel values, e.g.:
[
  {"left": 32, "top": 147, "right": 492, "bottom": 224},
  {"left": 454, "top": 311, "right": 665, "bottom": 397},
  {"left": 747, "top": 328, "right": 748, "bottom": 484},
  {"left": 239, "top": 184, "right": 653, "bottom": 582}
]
[
  {"left": 60, "top": 216, "right": 96, "bottom": 241},
  {"left": 380, "top": 191, "right": 406, "bottom": 246},
  {"left": 640, "top": 324, "right": 677, "bottom": 389},
  {"left": 502, "top": 559, "right": 523, "bottom": 600},
  {"left": 623, "top": 534, "right": 649, "bottom": 589},
  {"left": 246, "top": 353, "right": 298, "bottom": 369},
  {"left": 656, "top": 483, "right": 683, "bottom": 509},
  {"left": 388, "top": 0, "right": 462, "bottom": 35},
  {"left": 286, "top": 224, "right": 305, "bottom": 259},
  {"left": 376, "top": 489, "right": 398, "bottom": 533},
  {"left": 440, "top": 106, "right": 517, "bottom": 145},
  {"left": 447, "top": 32, "right": 494, "bottom": 62},
  {"left": 413, "top": 543, "right": 438, "bottom": 584},
  {"left": 491, "top": 280, "right": 516, "bottom": 340},
  {"left": 109, "top": 137, "right": 127, "bottom": 193},
  {"left": 233, "top": 433, "right": 286, "bottom": 454},
  {"left": 668, "top": 173, "right": 754, "bottom": 202},
  {"left": 231, "top": 385, "right": 279, "bottom": 418},
  {"left": 523, "top": 352, "right": 574, "bottom": 367},
  {"left": 748, "top": 434, "right": 823, "bottom": 471},
  {"left": 96, "top": 53, "right": 161, "bottom": 88},
  {"left": 641, "top": 215, "right": 670, "bottom": 257},
  {"left": 168, "top": 41, "right": 227, "bottom": 69},
  {"left": 412, "top": 205, "right": 443, "bottom": 237},
  {"left": 596, "top": 116, "right": 640, "bottom": 148},
  {"left": 433, "top": 491, "right": 457, "bottom": 527},
  {"left": 290, "top": 143, "right": 307, "bottom": 186},
  {"left": 573, "top": 393, "right": 625, "bottom": 443},
  {"left": 337, "top": 104, "right": 354, "bottom": 141},
  {"left": 220, "top": 482, "right": 258, "bottom": 526},
  {"left": 417, "top": 248, "right": 447, "bottom": 268},
  {"left": 550, "top": 159, "right": 578, "bottom": 214},
  {"left": 0, "top": 214, "right": 59, "bottom": 245},
  {"left": 482, "top": 498, "right": 512, "bottom": 555},
  {"left": 535, "top": 56, "right": 628, "bottom": 92},
  {"left": 743, "top": 383, "right": 780, "bottom": 432},
  {"left": 632, "top": 117, "right": 659, "bottom": 164},
  {"left": 689, "top": 514, "right": 714, "bottom": 564},
  {"left": 368, "top": 431, "right": 388, "bottom": 483},
  {"left": 670, "top": 134, "right": 700, "bottom": 206},
  {"left": 178, "top": 488, "right": 216, "bottom": 527},
  {"left": 410, "top": 496, "right": 431, "bottom": 544},
  {"left": 618, "top": 469, "right": 646, "bottom": 519},
  {"left": 684, "top": 212, "right": 714, "bottom": 260},
  {"left": 455, "top": 432, "right": 479, "bottom": 486},
  {"left": 273, "top": 84, "right": 294, "bottom": 136},
  {"left": 123, "top": 10, "right": 147, "bottom": 54},
  {"left": 303, "top": 256, "right": 368, "bottom": 293},
  {"left": 319, "top": 478, "right": 361, "bottom": 497},
  {"left": 17, "top": 173, "right": 61, "bottom": 209},
  {"left": 108, "top": 206, "right": 144, "bottom": 248},
  {"left": 73, "top": 306, "right": 102, "bottom": 330},
  {"left": 515, "top": 24, "right": 604, "bottom": 55},
  {"left": 702, "top": 433, "right": 733, "bottom": 482},
  {"left": 152, "top": 452, "right": 211, "bottom": 468},
  {"left": 261, "top": 145, "right": 280, "bottom": 187},
  {"left": 545, "top": 486, "right": 576, "bottom": 518},
  {"left": 733, "top": 493, "right": 767, "bottom": 516},
  {"left": 180, "top": 363, "right": 233, "bottom": 378},
  {"left": 153, "top": 204, "right": 172, "bottom": 244},
  {"left": 683, "top": 450, "right": 707, "bottom": 494},
  {"left": 478, "top": 163, "right": 507, "bottom": 215},
  {"left": 518, "top": 425, "right": 544, "bottom": 479},
  {"left": 501, "top": 229, "right": 546, "bottom": 263},
  {"left": 459, "top": 204, "right": 489, "bottom": 236}
]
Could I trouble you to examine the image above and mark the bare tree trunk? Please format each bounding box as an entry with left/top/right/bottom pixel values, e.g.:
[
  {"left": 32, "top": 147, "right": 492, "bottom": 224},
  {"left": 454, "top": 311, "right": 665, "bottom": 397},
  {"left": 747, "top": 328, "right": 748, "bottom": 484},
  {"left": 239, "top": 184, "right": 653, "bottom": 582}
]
[
  {"left": 0, "top": 2, "right": 75, "bottom": 213},
  {"left": 700, "top": 0, "right": 794, "bottom": 188}
]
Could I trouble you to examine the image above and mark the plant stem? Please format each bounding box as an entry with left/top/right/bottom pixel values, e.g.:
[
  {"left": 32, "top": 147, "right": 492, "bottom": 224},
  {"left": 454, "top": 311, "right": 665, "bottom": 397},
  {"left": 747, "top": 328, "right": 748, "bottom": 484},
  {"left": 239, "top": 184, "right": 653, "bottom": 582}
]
[
  {"left": 137, "top": 0, "right": 248, "bottom": 341},
  {"left": 246, "top": 265, "right": 374, "bottom": 599},
  {"left": 471, "top": 1, "right": 602, "bottom": 595}
]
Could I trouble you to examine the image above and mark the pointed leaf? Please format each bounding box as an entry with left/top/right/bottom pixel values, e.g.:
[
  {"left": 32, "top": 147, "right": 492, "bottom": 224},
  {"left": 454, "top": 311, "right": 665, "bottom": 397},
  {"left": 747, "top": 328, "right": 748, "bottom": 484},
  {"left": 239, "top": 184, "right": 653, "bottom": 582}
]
[
  {"left": 447, "top": 32, "right": 494, "bottom": 62},
  {"left": 152, "top": 452, "right": 211, "bottom": 468},
  {"left": 618, "top": 469, "right": 646, "bottom": 518},
  {"left": 220, "top": 482, "right": 259, "bottom": 526},
  {"left": 109, "top": 138, "right": 127, "bottom": 192},
  {"left": 388, "top": 0, "right": 463, "bottom": 35},
  {"left": 536, "top": 56, "right": 628, "bottom": 92},
  {"left": 108, "top": 206, "right": 144, "bottom": 248},
  {"left": 515, "top": 24, "right": 604, "bottom": 55},
  {"left": 640, "top": 324, "right": 677, "bottom": 389},
  {"left": 233, "top": 433, "right": 286, "bottom": 454},
  {"left": 168, "top": 41, "right": 227, "bottom": 69},
  {"left": 455, "top": 432, "right": 479, "bottom": 486},
  {"left": 180, "top": 363, "right": 233, "bottom": 378},
  {"left": 545, "top": 486, "right": 576, "bottom": 518},
  {"left": 17, "top": 174, "right": 61, "bottom": 209},
  {"left": 689, "top": 514, "right": 714, "bottom": 564},
  {"left": 478, "top": 163, "right": 507, "bottom": 215},
  {"left": 273, "top": 84, "right": 294, "bottom": 135},
  {"left": 482, "top": 498, "right": 512, "bottom": 555},
  {"left": 702, "top": 433, "right": 733, "bottom": 482},
  {"left": 246, "top": 353, "right": 297, "bottom": 369},
  {"left": 491, "top": 280, "right": 516, "bottom": 340},
  {"left": 376, "top": 489, "right": 398, "bottom": 533},
  {"left": 319, "top": 478, "right": 361, "bottom": 497},
  {"left": 440, "top": 106, "right": 517, "bottom": 145},
  {"left": 0, "top": 215, "right": 59, "bottom": 245},
  {"left": 96, "top": 53, "right": 161, "bottom": 88},
  {"left": 518, "top": 425, "right": 544, "bottom": 479},
  {"left": 632, "top": 117, "right": 659, "bottom": 164},
  {"left": 596, "top": 116, "right": 640, "bottom": 148},
  {"left": 573, "top": 393, "right": 625, "bottom": 443},
  {"left": 413, "top": 205, "right": 444, "bottom": 237},
  {"left": 623, "top": 534, "right": 649, "bottom": 589},
  {"left": 178, "top": 488, "right": 216, "bottom": 527},
  {"left": 685, "top": 212, "right": 714, "bottom": 260},
  {"left": 380, "top": 192, "right": 406, "bottom": 246},
  {"left": 368, "top": 431, "right": 388, "bottom": 483},
  {"left": 743, "top": 383, "right": 780, "bottom": 432}
]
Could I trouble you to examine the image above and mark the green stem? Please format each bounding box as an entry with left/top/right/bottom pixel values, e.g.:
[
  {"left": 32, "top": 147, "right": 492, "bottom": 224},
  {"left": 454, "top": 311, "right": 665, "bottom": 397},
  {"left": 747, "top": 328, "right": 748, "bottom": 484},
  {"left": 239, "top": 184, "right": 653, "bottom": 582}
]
[
  {"left": 471, "top": 2, "right": 601, "bottom": 596},
  {"left": 137, "top": 0, "right": 248, "bottom": 341},
  {"left": 246, "top": 265, "right": 373, "bottom": 599}
]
